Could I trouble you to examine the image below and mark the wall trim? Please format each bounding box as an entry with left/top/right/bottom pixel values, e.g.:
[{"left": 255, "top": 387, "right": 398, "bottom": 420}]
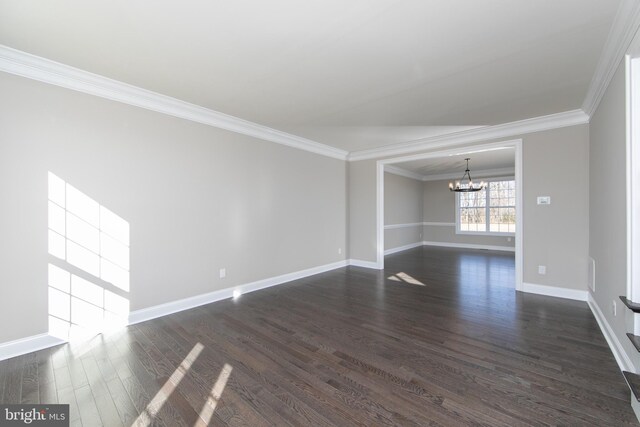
[
  {"left": 0, "top": 44, "right": 596, "bottom": 163},
  {"left": 587, "top": 293, "right": 634, "bottom": 372},
  {"left": 129, "top": 259, "right": 349, "bottom": 325},
  {"left": 384, "top": 222, "right": 455, "bottom": 229},
  {"left": 582, "top": 0, "right": 640, "bottom": 117},
  {"left": 385, "top": 165, "right": 516, "bottom": 182},
  {"left": 349, "top": 110, "right": 588, "bottom": 161},
  {"left": 0, "top": 333, "right": 65, "bottom": 362},
  {"left": 378, "top": 139, "right": 523, "bottom": 289},
  {"left": 1, "top": 259, "right": 353, "bottom": 359},
  {"left": 521, "top": 282, "right": 588, "bottom": 301},
  {"left": 632, "top": 400, "right": 640, "bottom": 425},
  {"left": 422, "top": 241, "right": 515, "bottom": 252},
  {"left": 0, "top": 45, "right": 348, "bottom": 161},
  {"left": 383, "top": 240, "right": 516, "bottom": 256},
  {"left": 384, "top": 222, "right": 424, "bottom": 230},
  {"left": 384, "top": 241, "right": 423, "bottom": 256},
  {"left": 627, "top": 52, "right": 640, "bottom": 308},
  {"left": 348, "top": 259, "right": 382, "bottom": 269}
]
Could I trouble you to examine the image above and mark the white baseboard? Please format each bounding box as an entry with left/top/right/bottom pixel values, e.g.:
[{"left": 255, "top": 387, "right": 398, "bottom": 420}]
[
  {"left": 0, "top": 259, "right": 350, "bottom": 359},
  {"left": 347, "top": 259, "right": 382, "bottom": 269},
  {"left": 0, "top": 333, "right": 65, "bottom": 361},
  {"left": 422, "top": 241, "right": 515, "bottom": 252},
  {"left": 632, "top": 397, "right": 640, "bottom": 423},
  {"left": 384, "top": 241, "right": 423, "bottom": 255},
  {"left": 129, "top": 260, "right": 349, "bottom": 325},
  {"left": 521, "top": 282, "right": 588, "bottom": 301},
  {"left": 587, "top": 292, "right": 633, "bottom": 372}
]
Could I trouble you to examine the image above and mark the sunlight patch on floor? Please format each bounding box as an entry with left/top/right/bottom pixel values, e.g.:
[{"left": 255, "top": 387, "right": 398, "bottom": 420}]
[
  {"left": 198, "top": 363, "right": 233, "bottom": 424},
  {"left": 133, "top": 343, "right": 204, "bottom": 426},
  {"left": 387, "top": 272, "right": 426, "bottom": 286}
]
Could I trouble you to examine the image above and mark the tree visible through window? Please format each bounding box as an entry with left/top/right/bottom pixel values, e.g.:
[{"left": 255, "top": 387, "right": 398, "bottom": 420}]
[{"left": 457, "top": 179, "right": 515, "bottom": 234}]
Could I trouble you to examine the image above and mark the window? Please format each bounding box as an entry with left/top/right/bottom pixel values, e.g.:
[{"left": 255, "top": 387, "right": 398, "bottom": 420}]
[{"left": 456, "top": 178, "right": 515, "bottom": 235}]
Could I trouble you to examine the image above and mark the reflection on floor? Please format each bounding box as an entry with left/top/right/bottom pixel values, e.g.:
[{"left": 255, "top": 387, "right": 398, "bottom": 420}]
[{"left": 0, "top": 246, "right": 636, "bottom": 426}]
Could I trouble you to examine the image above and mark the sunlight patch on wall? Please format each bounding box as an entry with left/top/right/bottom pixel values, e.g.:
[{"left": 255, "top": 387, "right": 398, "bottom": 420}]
[{"left": 47, "top": 172, "right": 130, "bottom": 341}]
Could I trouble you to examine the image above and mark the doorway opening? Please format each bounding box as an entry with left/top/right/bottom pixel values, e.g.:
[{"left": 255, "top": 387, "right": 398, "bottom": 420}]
[{"left": 375, "top": 139, "right": 523, "bottom": 291}]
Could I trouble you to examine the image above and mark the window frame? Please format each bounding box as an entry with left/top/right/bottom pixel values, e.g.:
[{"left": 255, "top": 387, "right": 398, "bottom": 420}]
[{"left": 454, "top": 176, "right": 516, "bottom": 236}]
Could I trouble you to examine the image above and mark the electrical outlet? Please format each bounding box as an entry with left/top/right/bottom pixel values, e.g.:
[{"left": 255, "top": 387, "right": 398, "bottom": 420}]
[
  {"left": 537, "top": 265, "right": 546, "bottom": 275},
  {"left": 338, "top": 248, "right": 342, "bottom": 255},
  {"left": 613, "top": 300, "right": 617, "bottom": 316},
  {"left": 219, "top": 268, "right": 226, "bottom": 279},
  {"left": 419, "top": 233, "right": 423, "bottom": 239}
]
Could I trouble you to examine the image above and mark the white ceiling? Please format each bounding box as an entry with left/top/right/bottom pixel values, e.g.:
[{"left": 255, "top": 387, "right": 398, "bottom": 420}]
[
  {"left": 395, "top": 147, "right": 515, "bottom": 178},
  {"left": 0, "top": 1, "right": 620, "bottom": 152}
]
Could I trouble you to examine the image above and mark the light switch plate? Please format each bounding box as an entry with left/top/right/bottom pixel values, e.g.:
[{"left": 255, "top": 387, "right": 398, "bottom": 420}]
[{"left": 537, "top": 196, "right": 551, "bottom": 205}]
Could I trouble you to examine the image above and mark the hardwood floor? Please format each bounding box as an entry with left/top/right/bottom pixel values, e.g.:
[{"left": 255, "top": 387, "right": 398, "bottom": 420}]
[{"left": 1, "top": 246, "right": 637, "bottom": 426}]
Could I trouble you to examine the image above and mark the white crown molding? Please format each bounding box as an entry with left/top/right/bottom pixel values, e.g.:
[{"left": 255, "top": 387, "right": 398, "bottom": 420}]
[
  {"left": 0, "top": 44, "right": 598, "bottom": 163},
  {"left": 422, "top": 167, "right": 515, "bottom": 182},
  {"left": 0, "top": 45, "right": 348, "bottom": 161},
  {"left": 348, "top": 109, "right": 589, "bottom": 161},
  {"left": 384, "top": 165, "right": 425, "bottom": 181},
  {"left": 385, "top": 166, "right": 515, "bottom": 182},
  {"left": 582, "top": 0, "right": 640, "bottom": 117}
]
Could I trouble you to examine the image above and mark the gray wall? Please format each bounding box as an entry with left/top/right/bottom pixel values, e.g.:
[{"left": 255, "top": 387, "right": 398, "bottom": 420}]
[
  {"left": 0, "top": 72, "right": 347, "bottom": 344},
  {"left": 383, "top": 172, "right": 423, "bottom": 250},
  {"left": 349, "top": 124, "right": 590, "bottom": 290},
  {"left": 422, "top": 179, "right": 515, "bottom": 249},
  {"left": 522, "top": 125, "right": 589, "bottom": 291},
  {"left": 0, "top": 66, "right": 598, "bottom": 346},
  {"left": 348, "top": 160, "right": 377, "bottom": 261},
  {"left": 589, "top": 60, "right": 637, "bottom": 365}
]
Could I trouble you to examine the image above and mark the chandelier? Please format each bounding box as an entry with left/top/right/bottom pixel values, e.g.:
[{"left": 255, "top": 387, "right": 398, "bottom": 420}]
[{"left": 448, "top": 158, "right": 486, "bottom": 192}]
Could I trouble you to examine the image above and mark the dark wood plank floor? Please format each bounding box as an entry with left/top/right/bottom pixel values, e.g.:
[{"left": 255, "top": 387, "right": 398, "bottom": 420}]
[{"left": 1, "top": 246, "right": 637, "bottom": 426}]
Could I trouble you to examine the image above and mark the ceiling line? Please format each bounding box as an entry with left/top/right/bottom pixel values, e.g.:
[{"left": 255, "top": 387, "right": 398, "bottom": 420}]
[
  {"left": 0, "top": 44, "right": 349, "bottom": 161},
  {"left": 0, "top": 44, "right": 590, "bottom": 163},
  {"left": 3, "top": 3, "right": 635, "bottom": 166},
  {"left": 385, "top": 166, "right": 515, "bottom": 182},
  {"left": 348, "top": 110, "right": 588, "bottom": 161}
]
